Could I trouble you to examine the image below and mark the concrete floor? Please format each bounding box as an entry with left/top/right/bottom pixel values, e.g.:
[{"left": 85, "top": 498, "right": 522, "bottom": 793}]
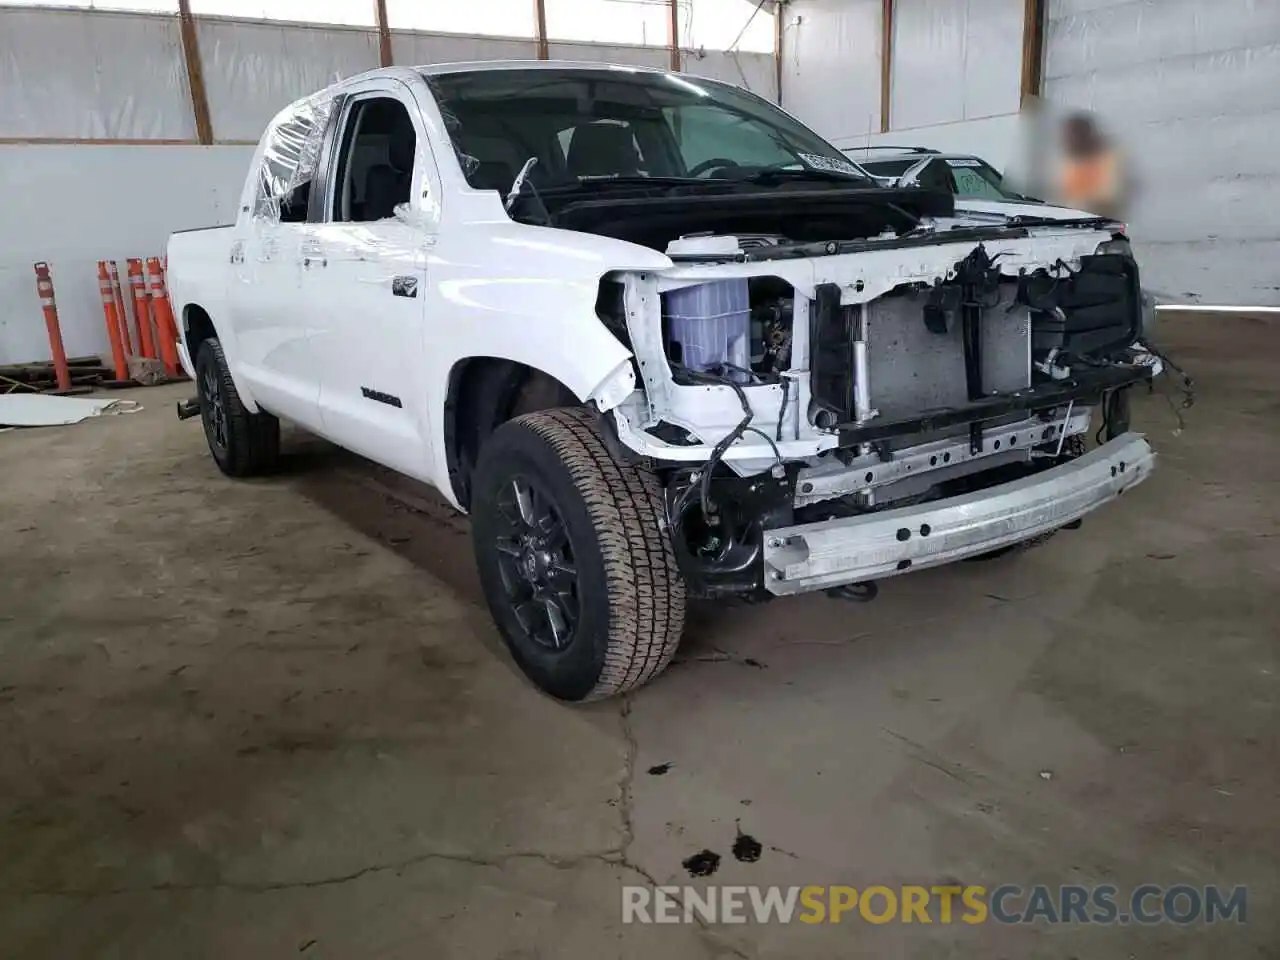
[{"left": 0, "top": 316, "right": 1275, "bottom": 958}]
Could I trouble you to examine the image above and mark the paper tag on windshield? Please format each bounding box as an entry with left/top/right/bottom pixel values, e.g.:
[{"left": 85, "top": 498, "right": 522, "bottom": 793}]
[
  {"left": 945, "top": 158, "right": 983, "bottom": 168},
  {"left": 799, "top": 153, "right": 863, "bottom": 176}
]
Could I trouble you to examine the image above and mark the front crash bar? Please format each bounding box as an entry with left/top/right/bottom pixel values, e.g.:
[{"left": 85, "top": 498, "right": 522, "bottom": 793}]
[{"left": 761, "top": 432, "right": 1154, "bottom": 595}]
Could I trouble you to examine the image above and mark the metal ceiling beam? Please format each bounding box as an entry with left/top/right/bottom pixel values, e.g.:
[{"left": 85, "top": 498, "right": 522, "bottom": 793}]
[
  {"left": 773, "top": 0, "right": 785, "bottom": 105},
  {"left": 176, "top": 0, "right": 213, "bottom": 145},
  {"left": 1020, "top": 0, "right": 1045, "bottom": 104},
  {"left": 668, "top": 0, "right": 681, "bottom": 71},
  {"left": 374, "top": 0, "right": 393, "bottom": 67},
  {"left": 534, "top": 0, "right": 549, "bottom": 59},
  {"left": 880, "top": 0, "right": 893, "bottom": 133}
]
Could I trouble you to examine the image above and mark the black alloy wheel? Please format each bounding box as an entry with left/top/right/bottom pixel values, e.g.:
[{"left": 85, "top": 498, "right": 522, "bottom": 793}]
[{"left": 492, "top": 475, "right": 580, "bottom": 651}]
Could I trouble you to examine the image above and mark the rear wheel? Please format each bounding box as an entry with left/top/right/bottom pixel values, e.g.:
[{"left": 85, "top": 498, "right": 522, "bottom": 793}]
[
  {"left": 470, "top": 408, "right": 686, "bottom": 701},
  {"left": 195, "top": 338, "right": 279, "bottom": 477}
]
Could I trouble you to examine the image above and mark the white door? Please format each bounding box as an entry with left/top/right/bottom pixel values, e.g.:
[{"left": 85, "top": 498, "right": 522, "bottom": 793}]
[
  {"left": 302, "top": 85, "right": 436, "bottom": 479},
  {"left": 226, "top": 104, "right": 332, "bottom": 426}
]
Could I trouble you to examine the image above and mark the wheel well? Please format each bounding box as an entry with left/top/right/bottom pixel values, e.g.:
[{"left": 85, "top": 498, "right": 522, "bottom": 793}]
[
  {"left": 184, "top": 304, "right": 216, "bottom": 362},
  {"left": 445, "top": 358, "right": 577, "bottom": 509}
]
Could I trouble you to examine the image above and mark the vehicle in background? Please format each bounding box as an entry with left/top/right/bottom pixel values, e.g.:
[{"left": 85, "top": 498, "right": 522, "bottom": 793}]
[
  {"left": 167, "top": 64, "right": 1156, "bottom": 703},
  {"left": 845, "top": 145, "right": 1162, "bottom": 355}
]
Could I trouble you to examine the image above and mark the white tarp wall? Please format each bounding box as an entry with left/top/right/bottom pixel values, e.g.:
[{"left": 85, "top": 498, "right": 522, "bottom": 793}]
[
  {"left": 0, "top": 8, "right": 195, "bottom": 139},
  {"left": 783, "top": 0, "right": 1024, "bottom": 169},
  {"left": 1044, "top": 0, "right": 1280, "bottom": 305},
  {"left": 780, "top": 0, "right": 883, "bottom": 149},
  {"left": 0, "top": 1, "right": 776, "bottom": 365}
]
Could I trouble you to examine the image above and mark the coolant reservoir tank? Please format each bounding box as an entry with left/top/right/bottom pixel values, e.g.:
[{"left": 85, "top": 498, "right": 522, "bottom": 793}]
[{"left": 665, "top": 279, "right": 750, "bottom": 378}]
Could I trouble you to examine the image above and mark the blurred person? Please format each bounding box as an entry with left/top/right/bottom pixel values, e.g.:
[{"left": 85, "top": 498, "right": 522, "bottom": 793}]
[{"left": 1057, "top": 111, "right": 1127, "bottom": 219}]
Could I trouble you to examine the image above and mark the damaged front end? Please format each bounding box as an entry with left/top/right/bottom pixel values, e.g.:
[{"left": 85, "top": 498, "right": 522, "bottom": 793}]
[{"left": 603, "top": 228, "right": 1156, "bottom": 599}]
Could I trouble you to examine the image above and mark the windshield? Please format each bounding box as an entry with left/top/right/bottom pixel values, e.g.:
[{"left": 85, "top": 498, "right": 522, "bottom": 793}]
[
  {"left": 940, "top": 157, "right": 1021, "bottom": 200},
  {"left": 423, "top": 68, "right": 871, "bottom": 192}
]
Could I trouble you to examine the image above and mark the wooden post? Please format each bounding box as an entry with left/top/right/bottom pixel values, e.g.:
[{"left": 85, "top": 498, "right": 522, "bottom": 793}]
[
  {"left": 374, "top": 0, "right": 393, "bottom": 67},
  {"left": 773, "top": 0, "right": 784, "bottom": 105},
  {"left": 1020, "top": 0, "right": 1045, "bottom": 105},
  {"left": 880, "top": 0, "right": 893, "bottom": 133},
  {"left": 668, "top": 0, "right": 681, "bottom": 71},
  {"left": 177, "top": 0, "right": 214, "bottom": 145},
  {"left": 533, "top": 0, "right": 549, "bottom": 60}
]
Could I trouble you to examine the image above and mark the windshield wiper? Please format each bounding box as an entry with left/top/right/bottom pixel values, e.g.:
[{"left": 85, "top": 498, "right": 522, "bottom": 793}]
[
  {"left": 733, "top": 165, "right": 872, "bottom": 186},
  {"left": 531, "top": 175, "right": 732, "bottom": 198},
  {"left": 575, "top": 174, "right": 712, "bottom": 184}
]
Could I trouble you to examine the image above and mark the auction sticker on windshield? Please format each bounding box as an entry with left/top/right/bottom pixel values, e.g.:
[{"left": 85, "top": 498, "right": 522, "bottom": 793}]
[
  {"left": 798, "top": 153, "right": 864, "bottom": 176},
  {"left": 945, "top": 158, "right": 983, "bottom": 167}
]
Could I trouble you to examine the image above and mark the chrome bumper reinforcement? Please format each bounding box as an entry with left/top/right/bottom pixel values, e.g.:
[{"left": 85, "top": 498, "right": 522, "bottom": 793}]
[{"left": 762, "top": 432, "right": 1155, "bottom": 595}]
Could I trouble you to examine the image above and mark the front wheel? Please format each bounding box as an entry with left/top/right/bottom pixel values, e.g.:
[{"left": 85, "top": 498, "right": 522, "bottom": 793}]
[{"left": 470, "top": 408, "right": 686, "bottom": 701}]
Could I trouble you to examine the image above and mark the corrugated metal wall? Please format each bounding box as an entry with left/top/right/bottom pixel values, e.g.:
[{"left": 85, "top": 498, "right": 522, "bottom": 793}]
[{"left": 1044, "top": 0, "right": 1280, "bottom": 305}]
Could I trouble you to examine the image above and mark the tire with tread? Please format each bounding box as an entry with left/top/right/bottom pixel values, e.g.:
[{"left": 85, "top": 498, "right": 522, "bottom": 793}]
[
  {"left": 195, "top": 337, "right": 280, "bottom": 477},
  {"left": 470, "top": 407, "right": 686, "bottom": 701}
]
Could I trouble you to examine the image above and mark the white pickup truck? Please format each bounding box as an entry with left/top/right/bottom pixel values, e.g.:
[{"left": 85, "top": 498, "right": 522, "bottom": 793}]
[{"left": 168, "top": 61, "right": 1155, "bottom": 702}]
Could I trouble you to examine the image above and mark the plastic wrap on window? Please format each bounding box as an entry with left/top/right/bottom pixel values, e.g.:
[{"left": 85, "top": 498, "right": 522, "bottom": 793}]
[{"left": 254, "top": 94, "right": 335, "bottom": 221}]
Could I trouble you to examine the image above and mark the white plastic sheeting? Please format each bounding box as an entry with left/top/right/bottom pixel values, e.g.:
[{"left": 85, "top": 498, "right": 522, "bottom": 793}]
[
  {"left": 0, "top": 395, "right": 141, "bottom": 428},
  {"left": 684, "top": 0, "right": 775, "bottom": 55},
  {"left": 682, "top": 50, "right": 776, "bottom": 100},
  {"left": 547, "top": 0, "right": 669, "bottom": 46},
  {"left": 387, "top": 0, "right": 535, "bottom": 37},
  {"left": 890, "top": 0, "right": 1023, "bottom": 131},
  {"left": 780, "top": 0, "right": 881, "bottom": 142},
  {"left": 0, "top": 8, "right": 195, "bottom": 139},
  {"left": 1044, "top": 0, "right": 1280, "bottom": 304},
  {"left": 188, "top": 0, "right": 375, "bottom": 25},
  {"left": 546, "top": 41, "right": 669, "bottom": 68},
  {"left": 391, "top": 32, "right": 537, "bottom": 67},
  {"left": 197, "top": 18, "right": 380, "bottom": 142}
]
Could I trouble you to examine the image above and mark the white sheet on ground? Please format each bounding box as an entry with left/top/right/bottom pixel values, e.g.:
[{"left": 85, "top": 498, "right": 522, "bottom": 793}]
[{"left": 0, "top": 395, "right": 142, "bottom": 427}]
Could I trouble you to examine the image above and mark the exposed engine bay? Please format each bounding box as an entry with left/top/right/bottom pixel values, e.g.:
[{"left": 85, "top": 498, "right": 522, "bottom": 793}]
[{"left": 600, "top": 227, "right": 1155, "bottom": 599}]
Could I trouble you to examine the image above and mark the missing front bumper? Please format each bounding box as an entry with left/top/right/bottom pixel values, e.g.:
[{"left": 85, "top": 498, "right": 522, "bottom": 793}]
[{"left": 761, "top": 432, "right": 1154, "bottom": 595}]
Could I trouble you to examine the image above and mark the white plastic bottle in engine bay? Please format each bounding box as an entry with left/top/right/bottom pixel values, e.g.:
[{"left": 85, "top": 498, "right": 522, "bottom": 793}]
[{"left": 664, "top": 279, "right": 751, "bottom": 380}]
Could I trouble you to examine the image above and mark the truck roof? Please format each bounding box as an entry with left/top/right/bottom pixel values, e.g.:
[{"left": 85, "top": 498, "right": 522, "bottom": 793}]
[
  {"left": 419, "top": 59, "right": 676, "bottom": 78},
  {"left": 293, "top": 60, "right": 722, "bottom": 105}
]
